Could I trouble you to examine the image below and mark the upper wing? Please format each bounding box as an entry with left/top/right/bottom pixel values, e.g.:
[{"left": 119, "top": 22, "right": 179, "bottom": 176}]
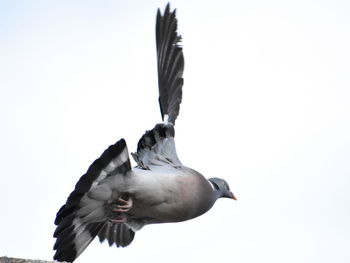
[
  {"left": 132, "top": 4, "right": 184, "bottom": 170},
  {"left": 53, "top": 139, "right": 134, "bottom": 262},
  {"left": 131, "top": 123, "right": 182, "bottom": 169},
  {"left": 156, "top": 3, "right": 184, "bottom": 125}
]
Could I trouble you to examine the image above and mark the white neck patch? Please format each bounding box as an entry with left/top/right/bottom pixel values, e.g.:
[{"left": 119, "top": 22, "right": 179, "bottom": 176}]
[{"left": 208, "top": 180, "right": 216, "bottom": 190}]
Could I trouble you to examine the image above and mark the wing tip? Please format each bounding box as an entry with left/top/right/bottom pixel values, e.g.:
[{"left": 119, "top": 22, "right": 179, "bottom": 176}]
[{"left": 156, "top": 3, "right": 184, "bottom": 125}]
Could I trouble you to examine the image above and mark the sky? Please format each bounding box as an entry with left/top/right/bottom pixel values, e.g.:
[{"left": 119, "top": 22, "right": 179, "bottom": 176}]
[{"left": 1, "top": 0, "right": 350, "bottom": 262}]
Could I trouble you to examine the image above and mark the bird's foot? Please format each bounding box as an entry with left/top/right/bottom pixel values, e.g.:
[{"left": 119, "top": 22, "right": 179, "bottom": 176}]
[
  {"left": 112, "top": 197, "right": 133, "bottom": 213},
  {"left": 107, "top": 197, "right": 133, "bottom": 224}
]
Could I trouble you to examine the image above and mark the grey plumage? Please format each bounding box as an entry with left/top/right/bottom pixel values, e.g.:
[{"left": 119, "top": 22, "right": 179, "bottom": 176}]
[
  {"left": 208, "top": 177, "right": 237, "bottom": 200},
  {"left": 131, "top": 123, "right": 181, "bottom": 169},
  {"left": 53, "top": 4, "right": 234, "bottom": 263},
  {"left": 53, "top": 139, "right": 132, "bottom": 261}
]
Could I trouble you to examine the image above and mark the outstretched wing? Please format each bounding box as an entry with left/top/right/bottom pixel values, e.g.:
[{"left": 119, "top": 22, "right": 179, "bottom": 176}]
[
  {"left": 156, "top": 3, "right": 184, "bottom": 125},
  {"left": 53, "top": 139, "right": 134, "bottom": 262},
  {"left": 132, "top": 4, "right": 184, "bottom": 169}
]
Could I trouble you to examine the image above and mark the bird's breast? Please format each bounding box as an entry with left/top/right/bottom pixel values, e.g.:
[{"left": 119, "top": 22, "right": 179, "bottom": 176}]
[{"left": 125, "top": 167, "right": 216, "bottom": 224}]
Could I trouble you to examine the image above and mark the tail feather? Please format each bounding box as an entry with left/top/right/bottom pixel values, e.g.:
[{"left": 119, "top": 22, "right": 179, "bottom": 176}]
[
  {"left": 156, "top": 3, "right": 184, "bottom": 125},
  {"left": 98, "top": 222, "right": 135, "bottom": 247}
]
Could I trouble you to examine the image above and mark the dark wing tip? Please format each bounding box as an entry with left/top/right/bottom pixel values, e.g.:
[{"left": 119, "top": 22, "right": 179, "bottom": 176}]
[{"left": 156, "top": 3, "right": 184, "bottom": 125}]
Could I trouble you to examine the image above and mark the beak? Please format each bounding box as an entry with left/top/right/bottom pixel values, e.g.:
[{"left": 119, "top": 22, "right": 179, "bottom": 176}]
[{"left": 229, "top": 191, "right": 237, "bottom": 200}]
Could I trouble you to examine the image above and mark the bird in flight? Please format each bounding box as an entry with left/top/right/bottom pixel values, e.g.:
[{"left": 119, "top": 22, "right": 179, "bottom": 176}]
[{"left": 53, "top": 3, "right": 236, "bottom": 262}]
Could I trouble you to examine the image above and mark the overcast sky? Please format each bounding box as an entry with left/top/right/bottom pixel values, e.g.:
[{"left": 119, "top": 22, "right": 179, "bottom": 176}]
[{"left": 1, "top": 0, "right": 350, "bottom": 262}]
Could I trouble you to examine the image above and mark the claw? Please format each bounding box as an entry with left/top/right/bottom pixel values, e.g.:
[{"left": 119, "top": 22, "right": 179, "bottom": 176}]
[
  {"left": 112, "top": 197, "right": 133, "bottom": 213},
  {"left": 107, "top": 197, "right": 133, "bottom": 223}
]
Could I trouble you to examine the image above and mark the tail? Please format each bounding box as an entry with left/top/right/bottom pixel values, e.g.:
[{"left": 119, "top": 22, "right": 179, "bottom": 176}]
[
  {"left": 156, "top": 3, "right": 184, "bottom": 125},
  {"left": 98, "top": 222, "right": 135, "bottom": 247}
]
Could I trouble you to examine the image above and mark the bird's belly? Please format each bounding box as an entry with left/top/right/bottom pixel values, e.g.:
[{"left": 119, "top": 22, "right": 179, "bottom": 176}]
[
  {"left": 126, "top": 169, "right": 215, "bottom": 224},
  {"left": 129, "top": 199, "right": 194, "bottom": 223}
]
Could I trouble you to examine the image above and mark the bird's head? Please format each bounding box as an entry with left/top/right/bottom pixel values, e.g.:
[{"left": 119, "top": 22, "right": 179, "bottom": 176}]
[{"left": 208, "top": 177, "right": 237, "bottom": 200}]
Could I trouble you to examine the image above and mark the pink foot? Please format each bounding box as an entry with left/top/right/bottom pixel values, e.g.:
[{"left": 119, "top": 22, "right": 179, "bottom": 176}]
[
  {"left": 107, "top": 197, "right": 133, "bottom": 223},
  {"left": 112, "top": 197, "right": 133, "bottom": 213}
]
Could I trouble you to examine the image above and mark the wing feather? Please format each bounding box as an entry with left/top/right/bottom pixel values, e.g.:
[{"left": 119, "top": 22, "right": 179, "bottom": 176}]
[
  {"left": 53, "top": 139, "right": 132, "bottom": 262},
  {"left": 156, "top": 3, "right": 184, "bottom": 125}
]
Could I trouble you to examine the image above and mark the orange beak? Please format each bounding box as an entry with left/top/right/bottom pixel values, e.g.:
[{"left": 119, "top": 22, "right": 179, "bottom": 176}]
[{"left": 230, "top": 192, "right": 237, "bottom": 200}]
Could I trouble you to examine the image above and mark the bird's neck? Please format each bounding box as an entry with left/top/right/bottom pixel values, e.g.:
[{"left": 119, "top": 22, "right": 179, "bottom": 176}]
[{"left": 208, "top": 180, "right": 221, "bottom": 199}]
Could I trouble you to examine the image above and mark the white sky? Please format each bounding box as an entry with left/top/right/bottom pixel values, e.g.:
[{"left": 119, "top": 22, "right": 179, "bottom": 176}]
[{"left": 1, "top": 0, "right": 350, "bottom": 262}]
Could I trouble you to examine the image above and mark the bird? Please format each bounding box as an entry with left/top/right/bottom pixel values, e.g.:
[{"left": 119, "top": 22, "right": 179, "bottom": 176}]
[{"left": 53, "top": 3, "right": 236, "bottom": 262}]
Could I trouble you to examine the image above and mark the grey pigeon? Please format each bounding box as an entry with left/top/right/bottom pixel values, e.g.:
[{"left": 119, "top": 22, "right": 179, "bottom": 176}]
[{"left": 53, "top": 3, "right": 236, "bottom": 262}]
